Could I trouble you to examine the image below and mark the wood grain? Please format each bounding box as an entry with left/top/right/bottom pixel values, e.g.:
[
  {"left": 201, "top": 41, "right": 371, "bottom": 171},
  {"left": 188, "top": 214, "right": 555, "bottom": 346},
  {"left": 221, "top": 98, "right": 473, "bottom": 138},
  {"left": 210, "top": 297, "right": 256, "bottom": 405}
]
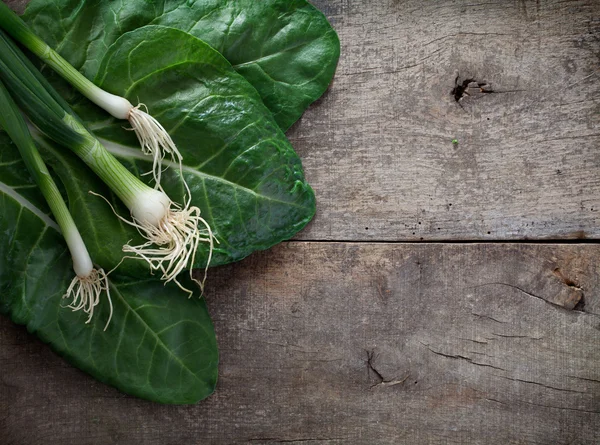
[
  {"left": 1, "top": 243, "right": 599, "bottom": 444},
  {"left": 291, "top": 0, "right": 600, "bottom": 241}
]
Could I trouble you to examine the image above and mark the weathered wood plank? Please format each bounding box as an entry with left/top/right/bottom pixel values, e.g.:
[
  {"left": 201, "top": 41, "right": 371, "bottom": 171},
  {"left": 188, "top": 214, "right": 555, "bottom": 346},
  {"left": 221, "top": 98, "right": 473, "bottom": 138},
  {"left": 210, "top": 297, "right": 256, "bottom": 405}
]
[
  {"left": 6, "top": 0, "right": 600, "bottom": 241},
  {"left": 1, "top": 243, "right": 599, "bottom": 444},
  {"left": 290, "top": 0, "right": 600, "bottom": 241}
]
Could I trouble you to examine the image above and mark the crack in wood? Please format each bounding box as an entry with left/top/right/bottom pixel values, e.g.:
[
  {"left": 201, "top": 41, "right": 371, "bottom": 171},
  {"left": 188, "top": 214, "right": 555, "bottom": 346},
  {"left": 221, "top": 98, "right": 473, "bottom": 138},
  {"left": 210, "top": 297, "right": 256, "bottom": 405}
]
[
  {"left": 496, "top": 375, "right": 587, "bottom": 394},
  {"left": 472, "top": 282, "right": 584, "bottom": 312},
  {"left": 459, "top": 337, "right": 489, "bottom": 345},
  {"left": 468, "top": 351, "right": 495, "bottom": 357},
  {"left": 471, "top": 312, "right": 508, "bottom": 324},
  {"left": 515, "top": 399, "right": 600, "bottom": 415},
  {"left": 567, "top": 375, "right": 600, "bottom": 384},
  {"left": 248, "top": 438, "right": 346, "bottom": 443},
  {"left": 421, "top": 343, "right": 506, "bottom": 371},
  {"left": 490, "top": 333, "right": 543, "bottom": 340}
]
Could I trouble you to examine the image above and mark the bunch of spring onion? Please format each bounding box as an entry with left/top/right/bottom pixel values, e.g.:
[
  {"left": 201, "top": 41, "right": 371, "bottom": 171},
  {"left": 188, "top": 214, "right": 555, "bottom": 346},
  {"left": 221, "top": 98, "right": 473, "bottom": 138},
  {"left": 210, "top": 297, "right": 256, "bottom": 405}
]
[
  {"left": 0, "top": 29, "right": 215, "bottom": 298},
  {"left": 0, "top": 1, "right": 180, "bottom": 186},
  {"left": 0, "top": 78, "right": 113, "bottom": 329}
]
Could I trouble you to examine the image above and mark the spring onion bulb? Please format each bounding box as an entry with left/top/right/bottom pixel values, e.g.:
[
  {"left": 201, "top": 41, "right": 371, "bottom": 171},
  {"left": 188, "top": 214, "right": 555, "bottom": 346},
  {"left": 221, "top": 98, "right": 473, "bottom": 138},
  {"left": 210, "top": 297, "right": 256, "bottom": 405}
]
[
  {"left": 0, "top": 78, "right": 112, "bottom": 330},
  {"left": 0, "top": 1, "right": 181, "bottom": 186},
  {"left": 74, "top": 130, "right": 215, "bottom": 295},
  {"left": 0, "top": 30, "right": 215, "bottom": 293},
  {"left": 96, "top": 189, "right": 215, "bottom": 294}
]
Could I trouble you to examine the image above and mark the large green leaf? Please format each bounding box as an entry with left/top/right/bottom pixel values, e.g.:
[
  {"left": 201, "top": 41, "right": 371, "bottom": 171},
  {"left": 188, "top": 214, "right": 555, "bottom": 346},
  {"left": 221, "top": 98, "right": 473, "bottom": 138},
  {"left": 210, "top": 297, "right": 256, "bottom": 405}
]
[
  {"left": 32, "top": 25, "right": 316, "bottom": 275},
  {"left": 22, "top": 0, "right": 340, "bottom": 130},
  {"left": 0, "top": 132, "right": 218, "bottom": 404}
]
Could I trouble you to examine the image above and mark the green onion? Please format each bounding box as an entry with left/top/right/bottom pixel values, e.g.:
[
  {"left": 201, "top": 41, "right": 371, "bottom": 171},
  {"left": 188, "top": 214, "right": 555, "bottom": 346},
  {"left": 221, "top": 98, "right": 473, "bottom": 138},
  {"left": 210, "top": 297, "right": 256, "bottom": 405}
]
[
  {"left": 0, "top": 29, "right": 215, "bottom": 294},
  {"left": 0, "top": 78, "right": 112, "bottom": 329},
  {"left": 0, "top": 1, "right": 181, "bottom": 185}
]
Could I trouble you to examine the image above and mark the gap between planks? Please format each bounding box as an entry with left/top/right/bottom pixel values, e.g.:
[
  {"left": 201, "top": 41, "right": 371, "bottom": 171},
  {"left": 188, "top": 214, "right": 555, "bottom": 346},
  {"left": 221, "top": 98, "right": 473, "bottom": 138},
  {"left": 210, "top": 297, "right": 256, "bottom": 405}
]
[{"left": 286, "top": 239, "right": 600, "bottom": 245}]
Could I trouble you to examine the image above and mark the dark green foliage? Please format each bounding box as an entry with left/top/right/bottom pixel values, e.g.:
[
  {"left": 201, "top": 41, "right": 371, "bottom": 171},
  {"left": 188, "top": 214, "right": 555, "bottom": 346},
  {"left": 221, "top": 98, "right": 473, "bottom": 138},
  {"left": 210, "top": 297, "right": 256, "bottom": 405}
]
[
  {"left": 41, "top": 26, "right": 316, "bottom": 274},
  {"left": 23, "top": 0, "right": 340, "bottom": 130},
  {"left": 0, "top": 0, "right": 339, "bottom": 404},
  {"left": 0, "top": 133, "right": 218, "bottom": 404}
]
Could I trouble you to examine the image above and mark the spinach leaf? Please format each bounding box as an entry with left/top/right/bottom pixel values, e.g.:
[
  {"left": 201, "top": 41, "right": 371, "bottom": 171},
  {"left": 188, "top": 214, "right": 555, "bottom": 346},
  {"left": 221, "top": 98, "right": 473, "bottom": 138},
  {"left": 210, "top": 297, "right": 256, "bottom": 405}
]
[
  {"left": 22, "top": 0, "right": 340, "bottom": 130},
  {"left": 0, "top": 133, "right": 218, "bottom": 404},
  {"left": 42, "top": 26, "right": 315, "bottom": 275}
]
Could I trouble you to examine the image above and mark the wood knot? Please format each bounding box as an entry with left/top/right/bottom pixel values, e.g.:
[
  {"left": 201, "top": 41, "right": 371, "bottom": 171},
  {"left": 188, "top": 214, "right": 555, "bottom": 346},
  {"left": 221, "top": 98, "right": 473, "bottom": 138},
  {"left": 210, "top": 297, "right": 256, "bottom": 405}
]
[{"left": 452, "top": 75, "right": 495, "bottom": 104}]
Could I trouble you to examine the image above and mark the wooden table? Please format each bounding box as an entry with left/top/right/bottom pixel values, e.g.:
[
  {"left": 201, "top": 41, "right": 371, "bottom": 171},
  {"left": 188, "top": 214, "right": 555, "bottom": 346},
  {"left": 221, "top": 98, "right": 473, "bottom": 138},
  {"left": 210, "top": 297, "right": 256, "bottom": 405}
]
[{"left": 2, "top": 1, "right": 599, "bottom": 443}]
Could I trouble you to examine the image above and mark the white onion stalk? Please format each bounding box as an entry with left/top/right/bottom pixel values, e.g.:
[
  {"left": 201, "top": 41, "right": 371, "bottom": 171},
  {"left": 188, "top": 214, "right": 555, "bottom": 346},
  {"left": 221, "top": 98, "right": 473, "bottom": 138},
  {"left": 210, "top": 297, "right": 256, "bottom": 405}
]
[
  {"left": 0, "top": 78, "right": 113, "bottom": 330},
  {"left": 0, "top": 2, "right": 181, "bottom": 186},
  {"left": 62, "top": 227, "right": 112, "bottom": 329},
  {"left": 81, "top": 90, "right": 182, "bottom": 186}
]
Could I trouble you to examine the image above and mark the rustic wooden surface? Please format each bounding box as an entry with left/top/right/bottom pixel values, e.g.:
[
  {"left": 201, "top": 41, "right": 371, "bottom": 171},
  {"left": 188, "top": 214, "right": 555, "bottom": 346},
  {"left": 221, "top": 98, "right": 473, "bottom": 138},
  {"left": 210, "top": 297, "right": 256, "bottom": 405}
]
[
  {"left": 1, "top": 244, "right": 600, "bottom": 444},
  {"left": 2, "top": 1, "right": 600, "bottom": 444},
  {"left": 291, "top": 0, "right": 600, "bottom": 241}
]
